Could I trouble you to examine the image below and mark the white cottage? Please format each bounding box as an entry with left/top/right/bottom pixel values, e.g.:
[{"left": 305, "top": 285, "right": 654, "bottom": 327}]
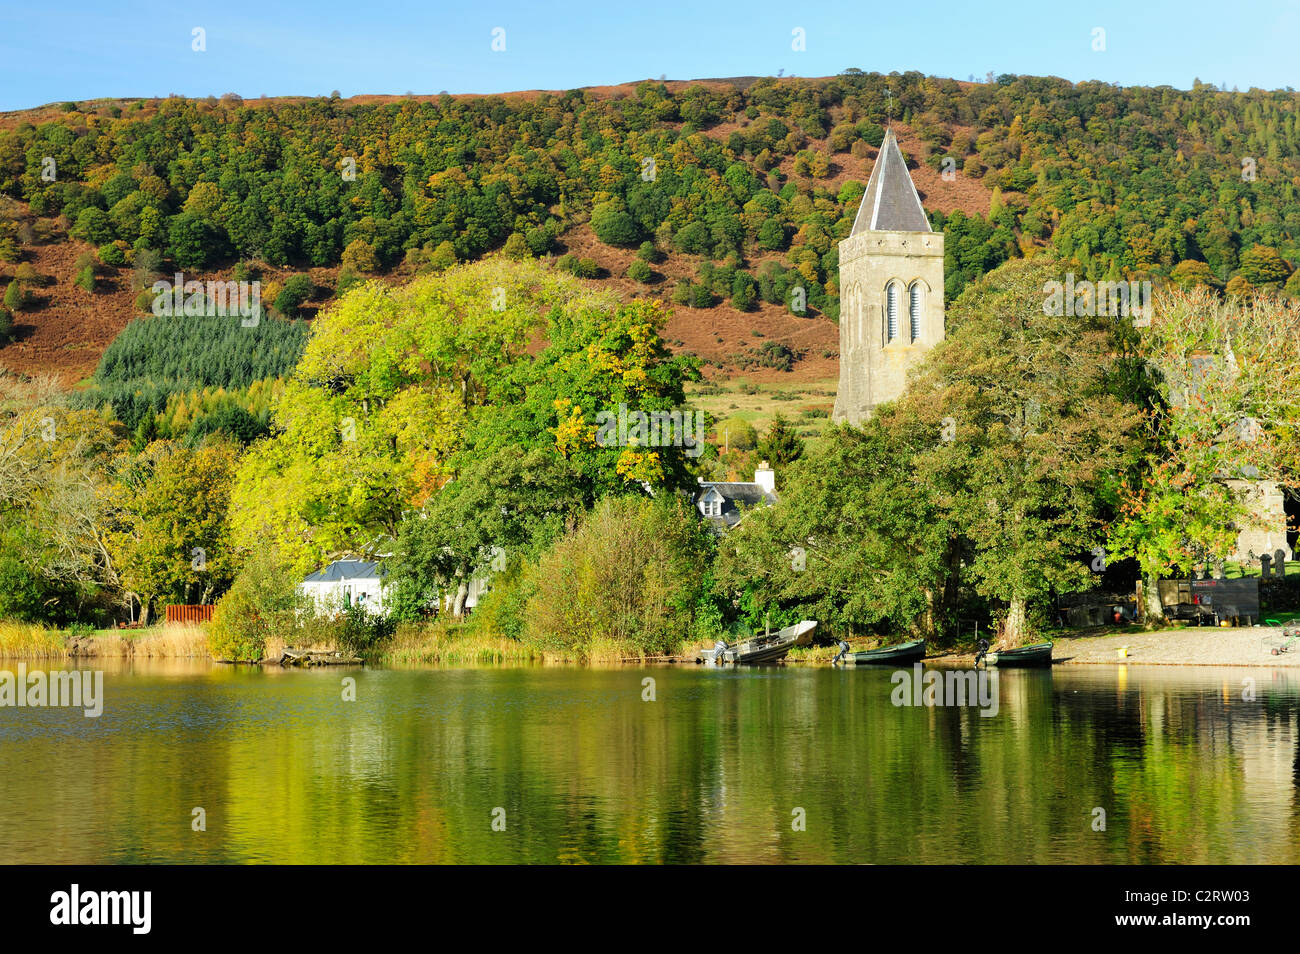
[
  {"left": 692, "top": 463, "right": 778, "bottom": 532},
  {"left": 300, "top": 559, "right": 389, "bottom": 616}
]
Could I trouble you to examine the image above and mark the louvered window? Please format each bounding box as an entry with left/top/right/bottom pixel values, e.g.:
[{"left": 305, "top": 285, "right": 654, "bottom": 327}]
[
  {"left": 909, "top": 283, "right": 923, "bottom": 342},
  {"left": 886, "top": 283, "right": 899, "bottom": 342}
]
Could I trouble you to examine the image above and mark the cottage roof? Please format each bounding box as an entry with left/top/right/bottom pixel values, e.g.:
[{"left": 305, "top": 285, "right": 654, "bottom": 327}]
[
  {"left": 302, "top": 559, "right": 386, "bottom": 583},
  {"left": 693, "top": 481, "right": 778, "bottom": 530}
]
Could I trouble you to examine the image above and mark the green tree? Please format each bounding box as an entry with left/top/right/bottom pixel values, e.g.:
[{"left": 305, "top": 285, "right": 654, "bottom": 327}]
[
  {"left": 758, "top": 413, "right": 804, "bottom": 465},
  {"left": 590, "top": 199, "right": 640, "bottom": 246},
  {"left": 1238, "top": 245, "right": 1291, "bottom": 290},
  {"left": 901, "top": 259, "right": 1145, "bottom": 645}
]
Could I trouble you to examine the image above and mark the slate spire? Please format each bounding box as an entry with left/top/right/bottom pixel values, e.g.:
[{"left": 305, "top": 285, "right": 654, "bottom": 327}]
[{"left": 850, "top": 128, "right": 931, "bottom": 234}]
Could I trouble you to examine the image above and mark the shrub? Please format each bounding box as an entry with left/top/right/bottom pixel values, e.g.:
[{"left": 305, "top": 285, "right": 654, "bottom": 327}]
[
  {"left": 209, "top": 549, "right": 300, "bottom": 661},
  {"left": 627, "top": 259, "right": 652, "bottom": 284},
  {"left": 522, "top": 497, "right": 716, "bottom": 658},
  {"left": 502, "top": 233, "right": 530, "bottom": 260},
  {"left": 4, "top": 282, "right": 24, "bottom": 311},
  {"left": 273, "top": 273, "right": 314, "bottom": 315},
  {"left": 336, "top": 603, "right": 398, "bottom": 654},
  {"left": 590, "top": 198, "right": 640, "bottom": 246},
  {"left": 341, "top": 238, "right": 379, "bottom": 273},
  {"left": 0, "top": 306, "right": 13, "bottom": 343},
  {"left": 98, "top": 241, "right": 126, "bottom": 267},
  {"left": 75, "top": 265, "right": 96, "bottom": 292},
  {"left": 337, "top": 266, "right": 364, "bottom": 295},
  {"left": 718, "top": 416, "right": 758, "bottom": 450}
]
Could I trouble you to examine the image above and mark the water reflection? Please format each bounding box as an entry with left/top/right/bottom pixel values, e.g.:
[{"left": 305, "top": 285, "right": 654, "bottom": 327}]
[{"left": 1, "top": 660, "right": 1297, "bottom": 863}]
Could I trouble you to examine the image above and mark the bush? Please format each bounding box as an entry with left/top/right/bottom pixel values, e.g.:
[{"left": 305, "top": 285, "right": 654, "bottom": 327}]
[
  {"left": 341, "top": 238, "right": 379, "bottom": 273},
  {"left": 0, "top": 307, "right": 13, "bottom": 343},
  {"left": 718, "top": 416, "right": 758, "bottom": 450},
  {"left": 209, "top": 550, "right": 301, "bottom": 662},
  {"left": 273, "top": 273, "right": 314, "bottom": 315},
  {"left": 1261, "top": 576, "right": 1300, "bottom": 613},
  {"left": 337, "top": 266, "right": 364, "bottom": 295},
  {"left": 522, "top": 497, "right": 716, "bottom": 657},
  {"left": 3, "top": 281, "right": 24, "bottom": 311},
  {"left": 503, "top": 233, "right": 530, "bottom": 260},
  {"left": 97, "top": 241, "right": 126, "bottom": 267},
  {"left": 75, "top": 265, "right": 95, "bottom": 292},
  {"left": 590, "top": 199, "right": 640, "bottom": 246},
  {"left": 626, "top": 259, "right": 652, "bottom": 284},
  {"left": 336, "top": 603, "right": 398, "bottom": 654}
]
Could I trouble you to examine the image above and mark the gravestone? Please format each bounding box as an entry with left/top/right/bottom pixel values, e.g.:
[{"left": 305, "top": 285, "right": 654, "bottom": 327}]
[
  {"left": 1276, "top": 548, "right": 1287, "bottom": 578},
  {"left": 1261, "top": 553, "right": 1272, "bottom": 578}
]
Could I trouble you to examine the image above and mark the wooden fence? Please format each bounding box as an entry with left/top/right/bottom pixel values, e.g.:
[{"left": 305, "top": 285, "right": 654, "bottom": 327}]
[{"left": 165, "top": 604, "right": 215, "bottom": 624}]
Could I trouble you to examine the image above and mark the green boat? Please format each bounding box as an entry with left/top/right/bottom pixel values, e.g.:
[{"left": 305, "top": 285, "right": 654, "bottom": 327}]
[
  {"left": 980, "top": 640, "right": 1054, "bottom": 668},
  {"left": 839, "top": 638, "right": 926, "bottom": 666}
]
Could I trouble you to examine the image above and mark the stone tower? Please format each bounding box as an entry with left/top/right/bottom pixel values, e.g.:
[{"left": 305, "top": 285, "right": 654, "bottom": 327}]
[{"left": 833, "top": 129, "right": 944, "bottom": 425}]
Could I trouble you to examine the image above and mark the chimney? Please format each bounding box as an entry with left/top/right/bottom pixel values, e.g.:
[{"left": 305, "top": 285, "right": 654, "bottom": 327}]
[{"left": 754, "top": 461, "right": 775, "bottom": 495}]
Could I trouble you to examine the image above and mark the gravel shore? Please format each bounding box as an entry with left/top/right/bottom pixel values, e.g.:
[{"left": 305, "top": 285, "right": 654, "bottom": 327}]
[{"left": 1050, "top": 624, "right": 1300, "bottom": 666}]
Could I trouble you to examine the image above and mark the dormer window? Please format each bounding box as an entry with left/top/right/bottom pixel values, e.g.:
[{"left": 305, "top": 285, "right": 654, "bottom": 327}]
[
  {"left": 886, "top": 281, "right": 900, "bottom": 342},
  {"left": 909, "top": 282, "right": 923, "bottom": 342},
  {"left": 699, "top": 491, "right": 723, "bottom": 518}
]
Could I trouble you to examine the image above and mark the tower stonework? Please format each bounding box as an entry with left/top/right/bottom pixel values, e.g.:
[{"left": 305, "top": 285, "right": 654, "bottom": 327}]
[{"left": 833, "top": 129, "right": 944, "bottom": 425}]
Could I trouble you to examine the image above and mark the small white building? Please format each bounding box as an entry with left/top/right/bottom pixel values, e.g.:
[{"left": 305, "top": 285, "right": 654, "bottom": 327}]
[
  {"left": 300, "top": 560, "right": 389, "bottom": 616},
  {"left": 693, "top": 463, "right": 778, "bottom": 532}
]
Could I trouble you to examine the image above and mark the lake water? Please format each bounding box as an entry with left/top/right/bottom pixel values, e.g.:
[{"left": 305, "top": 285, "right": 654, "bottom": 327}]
[{"left": 2, "top": 660, "right": 1298, "bottom": 864}]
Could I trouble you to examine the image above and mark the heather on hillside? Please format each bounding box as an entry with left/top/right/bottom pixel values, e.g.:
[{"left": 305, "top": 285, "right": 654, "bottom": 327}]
[{"left": 5, "top": 70, "right": 1300, "bottom": 323}]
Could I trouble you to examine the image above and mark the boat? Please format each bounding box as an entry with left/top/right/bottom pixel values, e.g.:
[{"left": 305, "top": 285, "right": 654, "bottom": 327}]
[
  {"left": 839, "top": 638, "right": 926, "bottom": 666},
  {"left": 698, "top": 620, "right": 817, "bottom": 665},
  {"left": 980, "top": 640, "right": 1054, "bottom": 668}
]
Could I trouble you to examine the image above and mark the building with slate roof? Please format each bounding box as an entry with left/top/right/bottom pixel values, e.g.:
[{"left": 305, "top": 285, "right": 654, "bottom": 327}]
[
  {"left": 693, "top": 463, "right": 778, "bottom": 532},
  {"left": 833, "top": 128, "right": 945, "bottom": 424},
  {"left": 300, "top": 559, "right": 389, "bottom": 616}
]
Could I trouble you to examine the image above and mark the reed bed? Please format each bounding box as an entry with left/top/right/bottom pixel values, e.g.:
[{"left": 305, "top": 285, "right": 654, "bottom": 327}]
[
  {"left": 0, "top": 621, "right": 211, "bottom": 658},
  {"left": 0, "top": 622, "right": 67, "bottom": 658}
]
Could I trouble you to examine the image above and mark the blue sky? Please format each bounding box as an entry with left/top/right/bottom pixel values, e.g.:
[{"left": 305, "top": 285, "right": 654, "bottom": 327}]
[{"left": 2, "top": 1, "right": 1298, "bottom": 111}]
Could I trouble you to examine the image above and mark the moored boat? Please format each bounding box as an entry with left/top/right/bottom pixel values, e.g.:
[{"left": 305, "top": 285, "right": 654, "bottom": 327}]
[
  {"left": 840, "top": 638, "right": 926, "bottom": 666},
  {"left": 698, "top": 620, "right": 817, "bottom": 665},
  {"left": 981, "top": 640, "right": 1054, "bottom": 668}
]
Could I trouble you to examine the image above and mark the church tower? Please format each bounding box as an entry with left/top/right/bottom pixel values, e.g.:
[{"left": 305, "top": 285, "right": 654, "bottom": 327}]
[{"left": 832, "top": 129, "right": 944, "bottom": 425}]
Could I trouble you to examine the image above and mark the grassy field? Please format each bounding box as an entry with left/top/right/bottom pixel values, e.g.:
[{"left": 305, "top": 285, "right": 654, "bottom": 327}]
[{"left": 686, "top": 375, "right": 837, "bottom": 443}]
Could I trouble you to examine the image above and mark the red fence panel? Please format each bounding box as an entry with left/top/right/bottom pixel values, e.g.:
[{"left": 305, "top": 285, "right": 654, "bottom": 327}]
[{"left": 165, "top": 604, "right": 214, "bottom": 624}]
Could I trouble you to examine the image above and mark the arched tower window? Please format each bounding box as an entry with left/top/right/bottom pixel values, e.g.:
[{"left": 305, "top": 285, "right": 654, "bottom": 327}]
[
  {"left": 853, "top": 284, "right": 865, "bottom": 348},
  {"left": 909, "top": 282, "right": 924, "bottom": 342},
  {"left": 885, "top": 282, "right": 900, "bottom": 342}
]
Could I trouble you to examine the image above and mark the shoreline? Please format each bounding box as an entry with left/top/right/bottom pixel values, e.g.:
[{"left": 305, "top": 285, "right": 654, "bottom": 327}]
[{"left": 4, "top": 621, "right": 1300, "bottom": 669}]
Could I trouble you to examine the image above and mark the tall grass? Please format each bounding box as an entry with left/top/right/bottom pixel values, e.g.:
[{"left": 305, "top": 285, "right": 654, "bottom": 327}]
[
  {"left": 375, "top": 622, "right": 539, "bottom": 666},
  {"left": 0, "top": 622, "right": 66, "bottom": 658},
  {"left": 0, "top": 621, "right": 210, "bottom": 658}
]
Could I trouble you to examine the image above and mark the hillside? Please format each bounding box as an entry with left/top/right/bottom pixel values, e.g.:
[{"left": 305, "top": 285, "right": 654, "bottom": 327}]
[{"left": 2, "top": 70, "right": 1299, "bottom": 385}]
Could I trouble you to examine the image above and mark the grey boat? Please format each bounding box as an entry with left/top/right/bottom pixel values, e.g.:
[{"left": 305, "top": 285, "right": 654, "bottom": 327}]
[{"left": 697, "top": 620, "right": 817, "bottom": 665}]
